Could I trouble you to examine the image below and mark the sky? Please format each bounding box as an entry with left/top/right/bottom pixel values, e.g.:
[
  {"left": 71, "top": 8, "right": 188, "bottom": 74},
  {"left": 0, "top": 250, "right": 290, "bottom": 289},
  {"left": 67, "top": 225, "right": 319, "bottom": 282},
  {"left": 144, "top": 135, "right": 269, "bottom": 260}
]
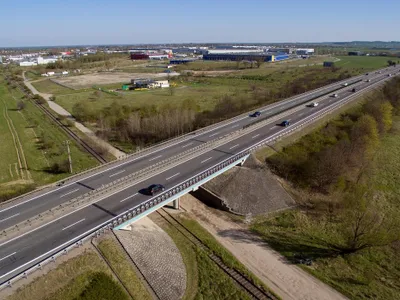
[{"left": 0, "top": 0, "right": 399, "bottom": 47}]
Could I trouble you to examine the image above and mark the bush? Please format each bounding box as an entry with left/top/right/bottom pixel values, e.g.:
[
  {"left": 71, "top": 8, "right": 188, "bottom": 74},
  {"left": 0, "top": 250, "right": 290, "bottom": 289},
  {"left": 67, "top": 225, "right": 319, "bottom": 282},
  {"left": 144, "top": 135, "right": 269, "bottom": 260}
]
[
  {"left": 47, "top": 159, "right": 70, "bottom": 174},
  {"left": 75, "top": 272, "right": 129, "bottom": 300}
]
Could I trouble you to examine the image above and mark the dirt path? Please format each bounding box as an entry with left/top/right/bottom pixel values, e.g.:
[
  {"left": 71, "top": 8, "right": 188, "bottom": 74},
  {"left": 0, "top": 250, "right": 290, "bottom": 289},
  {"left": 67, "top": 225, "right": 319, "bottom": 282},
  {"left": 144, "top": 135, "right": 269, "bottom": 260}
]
[
  {"left": 180, "top": 194, "right": 348, "bottom": 300},
  {"left": 22, "top": 73, "right": 125, "bottom": 159},
  {"left": 1, "top": 98, "right": 31, "bottom": 181}
]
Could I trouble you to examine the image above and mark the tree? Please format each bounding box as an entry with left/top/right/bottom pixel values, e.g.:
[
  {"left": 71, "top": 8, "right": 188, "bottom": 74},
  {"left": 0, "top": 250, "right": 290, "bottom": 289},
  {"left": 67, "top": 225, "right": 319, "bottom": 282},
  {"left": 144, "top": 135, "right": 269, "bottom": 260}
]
[
  {"left": 17, "top": 100, "right": 25, "bottom": 110},
  {"left": 105, "top": 60, "right": 111, "bottom": 71},
  {"left": 350, "top": 114, "right": 379, "bottom": 156},
  {"left": 48, "top": 159, "right": 70, "bottom": 174},
  {"left": 379, "top": 101, "right": 393, "bottom": 133},
  {"left": 254, "top": 57, "right": 265, "bottom": 68},
  {"left": 168, "top": 85, "right": 175, "bottom": 96},
  {"left": 336, "top": 187, "right": 400, "bottom": 254}
]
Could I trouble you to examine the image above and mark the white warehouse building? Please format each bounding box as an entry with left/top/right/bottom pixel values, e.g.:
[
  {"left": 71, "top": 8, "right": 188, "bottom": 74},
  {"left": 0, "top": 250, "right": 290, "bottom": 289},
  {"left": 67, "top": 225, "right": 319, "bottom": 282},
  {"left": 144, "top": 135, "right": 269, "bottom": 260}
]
[
  {"left": 19, "top": 61, "right": 37, "bottom": 67},
  {"left": 37, "top": 56, "right": 59, "bottom": 65},
  {"left": 207, "top": 49, "right": 263, "bottom": 54}
]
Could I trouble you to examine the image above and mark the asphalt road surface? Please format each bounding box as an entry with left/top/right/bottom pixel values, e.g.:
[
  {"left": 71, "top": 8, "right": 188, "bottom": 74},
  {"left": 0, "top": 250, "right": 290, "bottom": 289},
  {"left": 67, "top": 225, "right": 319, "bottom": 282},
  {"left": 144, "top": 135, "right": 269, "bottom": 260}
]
[{"left": 0, "top": 66, "right": 398, "bottom": 283}]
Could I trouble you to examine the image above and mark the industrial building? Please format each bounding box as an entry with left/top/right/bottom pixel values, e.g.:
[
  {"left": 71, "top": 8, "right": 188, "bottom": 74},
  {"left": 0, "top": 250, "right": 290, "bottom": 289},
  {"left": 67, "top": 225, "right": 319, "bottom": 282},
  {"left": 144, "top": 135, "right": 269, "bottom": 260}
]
[
  {"left": 169, "top": 58, "right": 198, "bottom": 64},
  {"left": 130, "top": 79, "right": 170, "bottom": 89},
  {"left": 206, "top": 49, "right": 263, "bottom": 54},
  {"left": 130, "top": 53, "right": 171, "bottom": 60},
  {"left": 295, "top": 48, "right": 315, "bottom": 55},
  {"left": 323, "top": 61, "right": 335, "bottom": 67},
  {"left": 202, "top": 53, "right": 289, "bottom": 62},
  {"left": 19, "top": 61, "right": 37, "bottom": 66},
  {"left": 348, "top": 51, "right": 363, "bottom": 56},
  {"left": 37, "top": 56, "right": 58, "bottom": 64}
]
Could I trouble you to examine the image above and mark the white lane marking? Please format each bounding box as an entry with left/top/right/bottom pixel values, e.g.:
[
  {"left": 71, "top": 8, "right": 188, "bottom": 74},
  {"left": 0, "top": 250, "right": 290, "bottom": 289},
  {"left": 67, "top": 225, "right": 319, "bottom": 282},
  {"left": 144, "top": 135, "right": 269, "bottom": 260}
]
[
  {"left": 182, "top": 142, "right": 193, "bottom": 148},
  {"left": 62, "top": 218, "right": 86, "bottom": 231},
  {"left": 201, "top": 157, "right": 213, "bottom": 164},
  {"left": 109, "top": 169, "right": 126, "bottom": 177},
  {"left": 298, "top": 112, "right": 304, "bottom": 116},
  {"left": 120, "top": 193, "right": 138, "bottom": 203},
  {"left": 229, "top": 144, "right": 239, "bottom": 150},
  {"left": 269, "top": 127, "right": 275, "bottom": 130},
  {"left": 148, "top": 155, "right": 162, "bottom": 162},
  {"left": 166, "top": 173, "right": 180, "bottom": 181},
  {"left": 0, "top": 252, "right": 17, "bottom": 262},
  {"left": 252, "top": 134, "right": 260, "bottom": 139},
  {"left": 209, "top": 131, "right": 220, "bottom": 137},
  {"left": 231, "top": 124, "right": 239, "bottom": 128},
  {"left": 0, "top": 213, "right": 20, "bottom": 223},
  {"left": 60, "top": 188, "right": 79, "bottom": 198}
]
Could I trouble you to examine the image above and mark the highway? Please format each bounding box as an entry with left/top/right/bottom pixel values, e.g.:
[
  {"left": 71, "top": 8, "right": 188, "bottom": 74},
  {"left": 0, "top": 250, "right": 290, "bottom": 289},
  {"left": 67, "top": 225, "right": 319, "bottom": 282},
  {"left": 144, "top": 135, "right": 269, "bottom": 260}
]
[
  {"left": 0, "top": 66, "right": 398, "bottom": 284},
  {"left": 0, "top": 69, "right": 391, "bottom": 230}
]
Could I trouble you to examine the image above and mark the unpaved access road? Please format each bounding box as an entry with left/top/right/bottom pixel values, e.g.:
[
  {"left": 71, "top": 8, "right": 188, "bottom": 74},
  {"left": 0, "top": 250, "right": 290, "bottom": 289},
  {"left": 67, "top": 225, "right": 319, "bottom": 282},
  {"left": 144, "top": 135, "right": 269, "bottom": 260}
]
[{"left": 180, "top": 194, "right": 348, "bottom": 300}]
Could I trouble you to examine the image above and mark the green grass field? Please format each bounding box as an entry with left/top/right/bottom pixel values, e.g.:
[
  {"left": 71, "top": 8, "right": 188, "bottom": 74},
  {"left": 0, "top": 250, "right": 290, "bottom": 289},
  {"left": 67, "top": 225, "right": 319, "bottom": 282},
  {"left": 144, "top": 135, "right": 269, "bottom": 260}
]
[
  {"left": 0, "top": 77, "right": 98, "bottom": 200},
  {"left": 334, "top": 55, "right": 395, "bottom": 70},
  {"left": 32, "top": 79, "right": 82, "bottom": 95},
  {"left": 55, "top": 81, "right": 234, "bottom": 113}
]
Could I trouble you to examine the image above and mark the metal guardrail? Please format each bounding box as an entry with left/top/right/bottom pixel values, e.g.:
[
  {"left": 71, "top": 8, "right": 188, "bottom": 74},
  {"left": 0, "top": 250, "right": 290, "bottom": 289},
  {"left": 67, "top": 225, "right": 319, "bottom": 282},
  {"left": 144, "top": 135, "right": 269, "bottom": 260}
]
[{"left": 0, "top": 73, "right": 393, "bottom": 289}]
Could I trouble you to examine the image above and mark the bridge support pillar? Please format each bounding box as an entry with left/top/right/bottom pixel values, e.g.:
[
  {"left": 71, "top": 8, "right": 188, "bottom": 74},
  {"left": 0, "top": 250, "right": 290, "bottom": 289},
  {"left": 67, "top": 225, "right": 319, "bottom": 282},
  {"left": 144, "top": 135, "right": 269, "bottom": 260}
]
[
  {"left": 166, "top": 197, "right": 180, "bottom": 210},
  {"left": 118, "top": 224, "right": 132, "bottom": 231},
  {"left": 237, "top": 156, "right": 248, "bottom": 166},
  {"left": 172, "top": 198, "right": 180, "bottom": 210}
]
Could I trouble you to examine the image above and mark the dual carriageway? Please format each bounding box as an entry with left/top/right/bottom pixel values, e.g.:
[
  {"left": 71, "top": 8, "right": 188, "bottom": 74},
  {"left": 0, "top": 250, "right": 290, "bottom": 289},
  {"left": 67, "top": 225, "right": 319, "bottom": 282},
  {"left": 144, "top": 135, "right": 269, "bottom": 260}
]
[{"left": 0, "top": 66, "right": 399, "bottom": 285}]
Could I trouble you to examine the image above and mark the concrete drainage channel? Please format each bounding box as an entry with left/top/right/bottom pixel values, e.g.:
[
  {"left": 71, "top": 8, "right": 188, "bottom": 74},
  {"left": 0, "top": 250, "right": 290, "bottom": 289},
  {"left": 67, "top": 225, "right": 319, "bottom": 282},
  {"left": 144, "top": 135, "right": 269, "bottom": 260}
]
[{"left": 0, "top": 71, "right": 397, "bottom": 289}]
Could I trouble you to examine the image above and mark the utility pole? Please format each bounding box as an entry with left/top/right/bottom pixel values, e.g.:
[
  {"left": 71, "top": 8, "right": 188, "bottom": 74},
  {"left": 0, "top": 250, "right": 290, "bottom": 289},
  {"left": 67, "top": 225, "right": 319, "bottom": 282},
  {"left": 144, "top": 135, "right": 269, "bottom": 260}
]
[{"left": 65, "top": 140, "right": 73, "bottom": 174}]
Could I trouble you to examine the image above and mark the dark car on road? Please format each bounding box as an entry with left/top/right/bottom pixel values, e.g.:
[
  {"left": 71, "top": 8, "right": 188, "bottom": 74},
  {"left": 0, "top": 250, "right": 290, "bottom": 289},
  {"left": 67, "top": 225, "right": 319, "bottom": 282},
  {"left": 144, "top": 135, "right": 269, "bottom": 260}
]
[
  {"left": 250, "top": 111, "right": 261, "bottom": 117},
  {"left": 147, "top": 184, "right": 165, "bottom": 196},
  {"left": 352, "top": 88, "right": 356, "bottom": 92},
  {"left": 280, "top": 120, "right": 290, "bottom": 127}
]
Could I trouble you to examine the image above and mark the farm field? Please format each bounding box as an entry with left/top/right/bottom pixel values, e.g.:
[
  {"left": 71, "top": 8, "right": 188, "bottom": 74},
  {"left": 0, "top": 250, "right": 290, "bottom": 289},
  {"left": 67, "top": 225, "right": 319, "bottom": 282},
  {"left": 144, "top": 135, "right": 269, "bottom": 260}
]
[
  {"left": 0, "top": 76, "right": 98, "bottom": 201},
  {"left": 334, "top": 55, "right": 396, "bottom": 70}
]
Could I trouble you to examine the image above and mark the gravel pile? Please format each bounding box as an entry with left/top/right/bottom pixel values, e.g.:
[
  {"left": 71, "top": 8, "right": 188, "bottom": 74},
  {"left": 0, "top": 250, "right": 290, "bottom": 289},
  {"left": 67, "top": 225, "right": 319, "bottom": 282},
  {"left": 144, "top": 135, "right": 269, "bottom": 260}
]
[{"left": 204, "top": 154, "right": 295, "bottom": 215}]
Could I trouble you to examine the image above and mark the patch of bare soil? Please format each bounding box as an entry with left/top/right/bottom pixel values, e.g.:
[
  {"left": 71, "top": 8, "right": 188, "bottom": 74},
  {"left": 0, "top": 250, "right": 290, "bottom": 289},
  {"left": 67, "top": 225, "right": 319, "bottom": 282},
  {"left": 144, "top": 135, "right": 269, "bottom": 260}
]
[{"left": 53, "top": 72, "right": 177, "bottom": 89}]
